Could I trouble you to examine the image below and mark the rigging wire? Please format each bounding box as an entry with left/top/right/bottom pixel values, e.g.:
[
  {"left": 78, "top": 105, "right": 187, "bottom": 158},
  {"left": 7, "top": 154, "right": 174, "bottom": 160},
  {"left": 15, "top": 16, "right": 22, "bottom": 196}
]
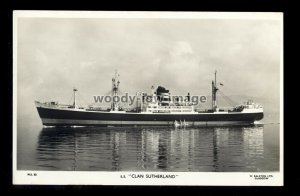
[
  {"left": 77, "top": 92, "right": 89, "bottom": 108},
  {"left": 87, "top": 89, "right": 113, "bottom": 106},
  {"left": 216, "top": 75, "right": 238, "bottom": 95},
  {"left": 218, "top": 90, "right": 237, "bottom": 107},
  {"left": 67, "top": 93, "right": 74, "bottom": 106}
]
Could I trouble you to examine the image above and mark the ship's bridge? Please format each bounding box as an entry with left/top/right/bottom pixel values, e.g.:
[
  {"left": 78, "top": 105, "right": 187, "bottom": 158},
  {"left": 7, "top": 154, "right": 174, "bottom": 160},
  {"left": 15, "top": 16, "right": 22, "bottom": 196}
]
[
  {"left": 145, "top": 95, "right": 195, "bottom": 113},
  {"left": 142, "top": 86, "right": 196, "bottom": 113}
]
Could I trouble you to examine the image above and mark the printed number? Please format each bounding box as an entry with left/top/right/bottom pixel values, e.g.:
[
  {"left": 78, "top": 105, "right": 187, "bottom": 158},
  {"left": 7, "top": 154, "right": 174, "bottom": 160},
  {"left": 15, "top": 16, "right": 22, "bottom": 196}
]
[{"left": 27, "top": 173, "right": 37, "bottom": 176}]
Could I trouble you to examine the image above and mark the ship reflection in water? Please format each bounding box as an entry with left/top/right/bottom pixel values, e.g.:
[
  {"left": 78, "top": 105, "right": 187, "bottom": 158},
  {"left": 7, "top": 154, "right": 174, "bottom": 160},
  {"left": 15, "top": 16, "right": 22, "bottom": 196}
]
[{"left": 35, "top": 125, "right": 279, "bottom": 172}]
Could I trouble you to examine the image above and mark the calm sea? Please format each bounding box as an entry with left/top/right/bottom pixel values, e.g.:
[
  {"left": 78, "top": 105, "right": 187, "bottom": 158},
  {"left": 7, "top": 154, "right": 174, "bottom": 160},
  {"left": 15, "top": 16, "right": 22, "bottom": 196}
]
[{"left": 17, "top": 115, "right": 280, "bottom": 172}]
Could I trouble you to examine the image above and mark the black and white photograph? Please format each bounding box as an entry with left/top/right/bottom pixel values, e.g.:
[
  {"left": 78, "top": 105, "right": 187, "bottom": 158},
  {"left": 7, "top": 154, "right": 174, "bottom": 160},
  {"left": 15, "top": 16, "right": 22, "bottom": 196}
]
[{"left": 13, "top": 11, "right": 283, "bottom": 185}]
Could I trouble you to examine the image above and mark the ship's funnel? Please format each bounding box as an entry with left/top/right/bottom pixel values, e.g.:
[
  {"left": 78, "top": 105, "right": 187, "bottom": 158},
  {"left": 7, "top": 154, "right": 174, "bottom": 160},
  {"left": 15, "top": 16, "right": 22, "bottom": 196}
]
[{"left": 156, "top": 86, "right": 169, "bottom": 102}]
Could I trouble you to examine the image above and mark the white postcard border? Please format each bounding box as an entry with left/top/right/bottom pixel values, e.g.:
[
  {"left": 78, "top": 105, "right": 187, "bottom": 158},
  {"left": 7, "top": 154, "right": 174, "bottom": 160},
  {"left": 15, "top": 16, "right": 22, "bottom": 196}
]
[{"left": 13, "top": 10, "right": 284, "bottom": 186}]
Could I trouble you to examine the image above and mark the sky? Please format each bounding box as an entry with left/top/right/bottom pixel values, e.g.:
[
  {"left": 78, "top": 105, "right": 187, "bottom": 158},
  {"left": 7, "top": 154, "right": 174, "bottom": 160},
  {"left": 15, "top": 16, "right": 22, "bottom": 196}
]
[{"left": 16, "top": 14, "right": 282, "bottom": 121}]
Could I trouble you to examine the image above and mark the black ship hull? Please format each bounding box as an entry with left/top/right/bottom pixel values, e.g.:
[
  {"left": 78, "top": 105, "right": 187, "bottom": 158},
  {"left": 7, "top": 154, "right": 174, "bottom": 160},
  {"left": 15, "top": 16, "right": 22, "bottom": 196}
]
[{"left": 36, "top": 106, "right": 264, "bottom": 127}]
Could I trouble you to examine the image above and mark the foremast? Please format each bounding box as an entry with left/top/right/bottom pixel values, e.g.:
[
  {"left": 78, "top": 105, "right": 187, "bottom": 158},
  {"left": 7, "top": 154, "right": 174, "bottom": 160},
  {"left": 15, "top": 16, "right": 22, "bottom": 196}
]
[{"left": 111, "top": 70, "right": 120, "bottom": 111}]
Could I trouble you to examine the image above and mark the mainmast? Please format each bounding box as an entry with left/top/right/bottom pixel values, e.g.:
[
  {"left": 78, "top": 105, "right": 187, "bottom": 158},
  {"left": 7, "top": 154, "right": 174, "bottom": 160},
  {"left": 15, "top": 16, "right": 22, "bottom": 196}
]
[
  {"left": 212, "top": 70, "right": 218, "bottom": 110},
  {"left": 111, "top": 70, "right": 120, "bottom": 111},
  {"left": 73, "top": 88, "right": 78, "bottom": 109}
]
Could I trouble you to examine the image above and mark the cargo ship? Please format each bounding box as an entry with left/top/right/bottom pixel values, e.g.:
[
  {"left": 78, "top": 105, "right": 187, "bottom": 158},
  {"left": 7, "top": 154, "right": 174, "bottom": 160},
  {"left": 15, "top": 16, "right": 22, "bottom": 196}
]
[{"left": 35, "top": 71, "right": 263, "bottom": 127}]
